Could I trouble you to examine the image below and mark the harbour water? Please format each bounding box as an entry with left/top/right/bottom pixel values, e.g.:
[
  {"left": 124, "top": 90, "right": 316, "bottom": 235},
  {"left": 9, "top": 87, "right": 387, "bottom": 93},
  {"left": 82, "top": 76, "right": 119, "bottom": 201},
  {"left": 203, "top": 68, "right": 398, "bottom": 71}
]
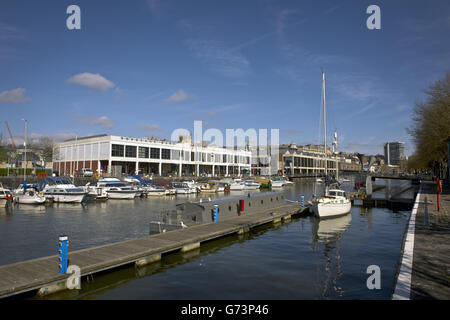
[{"left": 0, "top": 178, "right": 414, "bottom": 299}]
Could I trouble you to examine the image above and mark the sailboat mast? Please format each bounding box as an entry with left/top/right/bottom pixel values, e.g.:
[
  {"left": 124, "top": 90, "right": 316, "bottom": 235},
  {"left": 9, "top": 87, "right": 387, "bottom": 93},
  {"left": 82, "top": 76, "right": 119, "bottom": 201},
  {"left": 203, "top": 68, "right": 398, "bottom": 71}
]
[
  {"left": 23, "top": 119, "right": 27, "bottom": 184},
  {"left": 322, "top": 72, "right": 327, "bottom": 176}
]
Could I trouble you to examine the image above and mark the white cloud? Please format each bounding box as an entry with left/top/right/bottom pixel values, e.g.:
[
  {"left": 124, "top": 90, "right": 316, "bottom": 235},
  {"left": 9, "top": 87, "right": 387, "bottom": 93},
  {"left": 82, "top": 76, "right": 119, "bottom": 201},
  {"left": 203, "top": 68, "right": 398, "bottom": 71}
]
[
  {"left": 79, "top": 116, "right": 114, "bottom": 129},
  {"left": 67, "top": 73, "right": 115, "bottom": 92},
  {"left": 165, "top": 90, "right": 193, "bottom": 103},
  {"left": 0, "top": 88, "right": 30, "bottom": 103}
]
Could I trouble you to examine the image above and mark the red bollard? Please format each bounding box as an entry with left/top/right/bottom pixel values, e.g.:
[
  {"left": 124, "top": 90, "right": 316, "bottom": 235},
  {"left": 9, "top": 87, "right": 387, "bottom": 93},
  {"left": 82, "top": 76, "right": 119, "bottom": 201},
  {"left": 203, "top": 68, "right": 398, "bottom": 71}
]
[
  {"left": 437, "top": 177, "right": 440, "bottom": 212},
  {"left": 239, "top": 199, "right": 244, "bottom": 216}
]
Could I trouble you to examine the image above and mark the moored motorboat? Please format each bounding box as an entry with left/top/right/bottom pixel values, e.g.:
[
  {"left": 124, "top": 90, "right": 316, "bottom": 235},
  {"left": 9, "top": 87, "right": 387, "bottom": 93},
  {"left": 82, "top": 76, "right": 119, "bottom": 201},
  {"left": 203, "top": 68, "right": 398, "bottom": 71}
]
[
  {"left": 199, "top": 183, "right": 218, "bottom": 193},
  {"left": 38, "top": 177, "right": 88, "bottom": 203},
  {"left": 244, "top": 180, "right": 261, "bottom": 190},
  {"left": 172, "top": 182, "right": 191, "bottom": 194},
  {"left": 96, "top": 178, "right": 137, "bottom": 199}
]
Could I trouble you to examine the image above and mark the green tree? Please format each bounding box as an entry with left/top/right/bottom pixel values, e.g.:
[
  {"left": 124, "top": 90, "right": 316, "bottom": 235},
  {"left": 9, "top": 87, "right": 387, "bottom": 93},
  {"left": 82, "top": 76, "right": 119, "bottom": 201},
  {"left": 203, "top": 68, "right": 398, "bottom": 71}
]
[{"left": 407, "top": 72, "right": 450, "bottom": 170}]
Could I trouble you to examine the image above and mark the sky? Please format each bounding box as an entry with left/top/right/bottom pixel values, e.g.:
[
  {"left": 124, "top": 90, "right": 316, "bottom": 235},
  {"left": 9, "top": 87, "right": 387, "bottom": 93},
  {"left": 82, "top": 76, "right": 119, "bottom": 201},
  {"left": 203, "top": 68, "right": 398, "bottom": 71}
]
[{"left": 0, "top": 0, "right": 449, "bottom": 156}]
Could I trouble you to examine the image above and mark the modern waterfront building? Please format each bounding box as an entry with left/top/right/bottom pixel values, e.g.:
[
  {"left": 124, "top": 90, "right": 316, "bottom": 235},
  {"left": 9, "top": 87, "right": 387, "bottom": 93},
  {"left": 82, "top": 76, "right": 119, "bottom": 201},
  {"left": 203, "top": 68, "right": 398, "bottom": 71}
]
[
  {"left": 52, "top": 134, "right": 251, "bottom": 177},
  {"left": 279, "top": 143, "right": 339, "bottom": 176},
  {"left": 384, "top": 142, "right": 405, "bottom": 166}
]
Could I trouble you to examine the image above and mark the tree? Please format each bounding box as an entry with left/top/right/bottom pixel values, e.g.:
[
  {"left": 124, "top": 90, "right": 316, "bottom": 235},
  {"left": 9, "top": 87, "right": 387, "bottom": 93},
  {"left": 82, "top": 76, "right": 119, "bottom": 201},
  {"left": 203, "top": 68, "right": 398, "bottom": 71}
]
[{"left": 407, "top": 72, "right": 450, "bottom": 170}]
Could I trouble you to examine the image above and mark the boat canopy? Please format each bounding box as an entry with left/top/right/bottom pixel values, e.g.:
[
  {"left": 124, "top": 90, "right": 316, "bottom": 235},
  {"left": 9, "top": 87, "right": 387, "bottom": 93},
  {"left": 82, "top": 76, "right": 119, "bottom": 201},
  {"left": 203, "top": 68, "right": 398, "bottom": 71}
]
[{"left": 37, "top": 177, "right": 74, "bottom": 191}]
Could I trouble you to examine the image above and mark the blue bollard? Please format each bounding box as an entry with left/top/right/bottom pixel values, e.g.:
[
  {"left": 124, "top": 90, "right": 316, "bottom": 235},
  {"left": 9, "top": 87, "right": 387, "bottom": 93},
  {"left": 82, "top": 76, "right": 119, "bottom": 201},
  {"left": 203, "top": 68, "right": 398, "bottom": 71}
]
[
  {"left": 301, "top": 196, "right": 305, "bottom": 209},
  {"left": 212, "top": 205, "right": 219, "bottom": 223},
  {"left": 58, "top": 235, "right": 68, "bottom": 274}
]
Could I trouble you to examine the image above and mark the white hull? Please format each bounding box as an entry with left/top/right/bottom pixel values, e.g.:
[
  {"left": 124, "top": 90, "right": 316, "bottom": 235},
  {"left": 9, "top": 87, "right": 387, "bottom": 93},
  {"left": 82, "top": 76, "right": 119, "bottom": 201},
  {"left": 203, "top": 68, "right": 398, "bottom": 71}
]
[
  {"left": 107, "top": 191, "right": 136, "bottom": 199},
  {"left": 175, "top": 188, "right": 190, "bottom": 194},
  {"left": 312, "top": 201, "right": 351, "bottom": 218},
  {"left": 14, "top": 195, "right": 46, "bottom": 204},
  {"left": 146, "top": 190, "right": 166, "bottom": 196},
  {"left": 230, "top": 184, "right": 245, "bottom": 191},
  {"left": 243, "top": 185, "right": 260, "bottom": 190},
  {"left": 47, "top": 194, "right": 86, "bottom": 203},
  {"left": 271, "top": 181, "right": 284, "bottom": 188}
]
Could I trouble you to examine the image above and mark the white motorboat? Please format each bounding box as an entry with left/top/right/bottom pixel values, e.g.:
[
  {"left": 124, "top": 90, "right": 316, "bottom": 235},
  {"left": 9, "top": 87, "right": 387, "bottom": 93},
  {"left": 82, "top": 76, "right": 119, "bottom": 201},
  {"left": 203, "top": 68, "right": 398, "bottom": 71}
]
[
  {"left": 172, "top": 182, "right": 191, "bottom": 194},
  {"left": 310, "top": 72, "right": 351, "bottom": 219},
  {"left": 199, "top": 183, "right": 218, "bottom": 193},
  {"left": 145, "top": 185, "right": 167, "bottom": 196},
  {"left": 229, "top": 181, "right": 245, "bottom": 191},
  {"left": 44, "top": 186, "right": 88, "bottom": 203},
  {"left": 85, "top": 182, "right": 108, "bottom": 200},
  {"left": 37, "top": 177, "right": 89, "bottom": 203},
  {"left": 182, "top": 180, "right": 200, "bottom": 193},
  {"left": 96, "top": 178, "right": 137, "bottom": 199},
  {"left": 270, "top": 179, "right": 285, "bottom": 188},
  {"left": 244, "top": 180, "right": 261, "bottom": 190}
]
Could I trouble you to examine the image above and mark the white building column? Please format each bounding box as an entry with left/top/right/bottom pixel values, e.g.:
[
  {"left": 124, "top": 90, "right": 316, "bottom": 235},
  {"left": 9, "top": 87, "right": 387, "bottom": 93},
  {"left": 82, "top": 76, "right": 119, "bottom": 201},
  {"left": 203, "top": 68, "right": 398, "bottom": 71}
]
[
  {"left": 212, "top": 165, "right": 215, "bottom": 177},
  {"left": 108, "top": 159, "right": 112, "bottom": 175},
  {"left": 226, "top": 165, "right": 228, "bottom": 176},
  {"left": 196, "top": 164, "right": 199, "bottom": 177},
  {"left": 179, "top": 163, "right": 182, "bottom": 177},
  {"left": 158, "top": 162, "right": 162, "bottom": 176},
  {"left": 136, "top": 161, "right": 139, "bottom": 175}
]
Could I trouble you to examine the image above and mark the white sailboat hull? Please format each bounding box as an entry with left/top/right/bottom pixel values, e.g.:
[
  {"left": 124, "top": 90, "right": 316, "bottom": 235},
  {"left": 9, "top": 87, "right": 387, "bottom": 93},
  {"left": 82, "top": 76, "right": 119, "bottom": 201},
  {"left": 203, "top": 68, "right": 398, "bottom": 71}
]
[{"left": 312, "top": 200, "right": 351, "bottom": 218}]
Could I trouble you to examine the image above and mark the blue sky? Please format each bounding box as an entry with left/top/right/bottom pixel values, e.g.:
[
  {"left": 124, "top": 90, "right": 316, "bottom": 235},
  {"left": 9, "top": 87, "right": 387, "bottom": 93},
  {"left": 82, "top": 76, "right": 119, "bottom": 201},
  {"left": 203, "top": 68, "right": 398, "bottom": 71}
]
[{"left": 1, "top": 0, "right": 449, "bottom": 156}]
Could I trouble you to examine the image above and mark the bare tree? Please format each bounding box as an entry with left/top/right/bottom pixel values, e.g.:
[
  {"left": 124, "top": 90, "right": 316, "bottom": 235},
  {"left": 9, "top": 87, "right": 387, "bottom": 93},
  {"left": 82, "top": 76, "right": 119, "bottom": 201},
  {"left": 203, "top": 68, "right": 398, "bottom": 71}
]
[{"left": 407, "top": 72, "right": 450, "bottom": 170}]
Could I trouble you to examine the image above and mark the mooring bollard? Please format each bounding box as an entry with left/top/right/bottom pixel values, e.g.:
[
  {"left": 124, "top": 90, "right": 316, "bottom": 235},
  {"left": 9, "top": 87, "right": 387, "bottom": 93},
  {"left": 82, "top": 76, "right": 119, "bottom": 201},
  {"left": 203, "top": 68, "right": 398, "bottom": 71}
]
[
  {"left": 301, "top": 196, "right": 305, "bottom": 209},
  {"left": 58, "top": 235, "right": 68, "bottom": 274},
  {"left": 239, "top": 199, "right": 245, "bottom": 216},
  {"left": 212, "top": 205, "right": 219, "bottom": 223}
]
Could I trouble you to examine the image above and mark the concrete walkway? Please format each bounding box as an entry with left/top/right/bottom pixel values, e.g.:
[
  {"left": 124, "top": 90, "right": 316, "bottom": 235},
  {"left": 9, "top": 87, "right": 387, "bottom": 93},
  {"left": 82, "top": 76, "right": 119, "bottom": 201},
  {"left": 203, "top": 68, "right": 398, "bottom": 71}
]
[{"left": 410, "top": 182, "right": 450, "bottom": 299}]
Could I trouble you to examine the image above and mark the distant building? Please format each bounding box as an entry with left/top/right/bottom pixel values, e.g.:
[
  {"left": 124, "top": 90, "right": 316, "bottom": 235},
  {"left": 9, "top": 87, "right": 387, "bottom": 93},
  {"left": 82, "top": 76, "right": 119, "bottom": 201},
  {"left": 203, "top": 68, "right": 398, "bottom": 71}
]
[
  {"left": 384, "top": 142, "right": 405, "bottom": 166},
  {"left": 52, "top": 134, "right": 251, "bottom": 177}
]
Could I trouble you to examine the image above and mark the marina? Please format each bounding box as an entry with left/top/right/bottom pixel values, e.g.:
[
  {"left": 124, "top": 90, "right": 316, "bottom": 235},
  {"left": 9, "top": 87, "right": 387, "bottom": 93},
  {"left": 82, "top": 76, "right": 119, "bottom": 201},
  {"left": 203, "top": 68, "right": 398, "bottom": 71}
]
[
  {"left": 1, "top": 177, "right": 444, "bottom": 300},
  {"left": 1, "top": 1, "right": 449, "bottom": 304}
]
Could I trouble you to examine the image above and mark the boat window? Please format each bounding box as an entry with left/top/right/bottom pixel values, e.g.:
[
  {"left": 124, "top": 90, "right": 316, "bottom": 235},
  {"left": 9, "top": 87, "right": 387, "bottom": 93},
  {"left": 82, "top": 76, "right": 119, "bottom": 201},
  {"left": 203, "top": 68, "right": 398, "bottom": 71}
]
[
  {"left": 228, "top": 206, "right": 231, "bottom": 211},
  {"left": 261, "top": 200, "right": 263, "bottom": 204},
  {"left": 329, "top": 191, "right": 336, "bottom": 196}
]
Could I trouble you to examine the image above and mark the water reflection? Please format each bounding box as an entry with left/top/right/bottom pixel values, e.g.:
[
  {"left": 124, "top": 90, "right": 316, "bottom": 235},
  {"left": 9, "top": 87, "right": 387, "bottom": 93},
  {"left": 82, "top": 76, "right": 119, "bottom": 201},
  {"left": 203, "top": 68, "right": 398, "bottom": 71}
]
[{"left": 311, "top": 214, "right": 352, "bottom": 298}]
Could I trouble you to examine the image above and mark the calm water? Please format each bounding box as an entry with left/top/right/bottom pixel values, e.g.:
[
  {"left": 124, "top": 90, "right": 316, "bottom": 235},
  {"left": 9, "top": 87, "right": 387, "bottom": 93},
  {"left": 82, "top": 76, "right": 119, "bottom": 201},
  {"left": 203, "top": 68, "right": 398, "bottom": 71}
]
[{"left": 0, "top": 178, "right": 414, "bottom": 300}]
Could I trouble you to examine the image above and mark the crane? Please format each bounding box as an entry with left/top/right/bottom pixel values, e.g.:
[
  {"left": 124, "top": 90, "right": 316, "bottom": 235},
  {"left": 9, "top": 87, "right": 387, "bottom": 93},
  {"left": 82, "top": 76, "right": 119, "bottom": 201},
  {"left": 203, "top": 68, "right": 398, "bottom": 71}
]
[{"left": 4, "top": 121, "right": 16, "bottom": 149}]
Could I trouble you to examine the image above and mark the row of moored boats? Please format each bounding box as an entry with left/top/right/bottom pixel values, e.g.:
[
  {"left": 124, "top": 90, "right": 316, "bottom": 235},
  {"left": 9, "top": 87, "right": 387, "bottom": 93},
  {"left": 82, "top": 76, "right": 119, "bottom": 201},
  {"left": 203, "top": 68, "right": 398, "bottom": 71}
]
[{"left": 0, "top": 176, "right": 294, "bottom": 206}]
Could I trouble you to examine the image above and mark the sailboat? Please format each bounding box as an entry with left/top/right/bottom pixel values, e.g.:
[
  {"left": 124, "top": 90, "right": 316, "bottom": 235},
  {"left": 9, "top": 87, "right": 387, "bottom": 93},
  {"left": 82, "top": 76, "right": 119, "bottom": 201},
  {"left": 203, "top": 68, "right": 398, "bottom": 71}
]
[
  {"left": 311, "top": 72, "right": 351, "bottom": 219},
  {"left": 13, "top": 119, "right": 46, "bottom": 205}
]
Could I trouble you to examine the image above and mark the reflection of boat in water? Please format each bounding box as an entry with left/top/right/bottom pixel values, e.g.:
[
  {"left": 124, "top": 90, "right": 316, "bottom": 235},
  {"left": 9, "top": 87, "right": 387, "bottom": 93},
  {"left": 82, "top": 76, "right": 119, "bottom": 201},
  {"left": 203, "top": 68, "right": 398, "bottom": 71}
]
[
  {"left": 311, "top": 213, "right": 352, "bottom": 242},
  {"left": 311, "top": 213, "right": 352, "bottom": 298}
]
